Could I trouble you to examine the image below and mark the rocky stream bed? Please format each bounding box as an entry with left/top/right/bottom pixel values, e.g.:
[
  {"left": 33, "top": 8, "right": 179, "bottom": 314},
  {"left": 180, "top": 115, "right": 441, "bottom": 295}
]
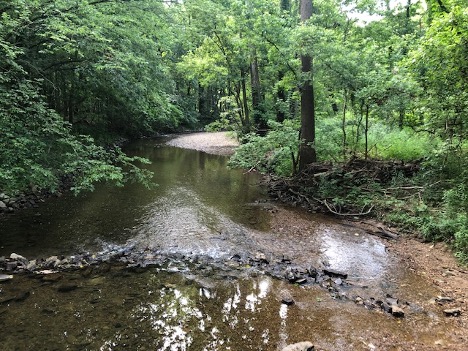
[{"left": 0, "top": 132, "right": 466, "bottom": 350}]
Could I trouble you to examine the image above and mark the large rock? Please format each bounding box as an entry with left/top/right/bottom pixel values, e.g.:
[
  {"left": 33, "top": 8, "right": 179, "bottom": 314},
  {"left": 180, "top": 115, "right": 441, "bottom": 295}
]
[
  {"left": 282, "top": 341, "right": 314, "bottom": 351},
  {"left": 10, "top": 253, "right": 28, "bottom": 263}
]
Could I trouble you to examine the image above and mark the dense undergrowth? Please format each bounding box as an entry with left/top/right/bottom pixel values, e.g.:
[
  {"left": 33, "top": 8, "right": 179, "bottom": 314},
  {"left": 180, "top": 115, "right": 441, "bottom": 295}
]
[{"left": 228, "top": 121, "right": 468, "bottom": 264}]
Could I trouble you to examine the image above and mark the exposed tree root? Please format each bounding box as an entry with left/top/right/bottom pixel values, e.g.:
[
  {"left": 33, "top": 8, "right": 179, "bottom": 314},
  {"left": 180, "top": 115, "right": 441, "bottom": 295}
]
[{"left": 267, "top": 157, "right": 421, "bottom": 239}]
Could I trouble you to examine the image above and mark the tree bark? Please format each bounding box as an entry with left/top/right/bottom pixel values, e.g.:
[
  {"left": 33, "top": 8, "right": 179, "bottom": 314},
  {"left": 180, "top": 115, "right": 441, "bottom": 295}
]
[
  {"left": 299, "top": 0, "right": 316, "bottom": 170},
  {"left": 342, "top": 90, "right": 347, "bottom": 159},
  {"left": 240, "top": 68, "right": 250, "bottom": 133},
  {"left": 250, "top": 51, "right": 265, "bottom": 130}
]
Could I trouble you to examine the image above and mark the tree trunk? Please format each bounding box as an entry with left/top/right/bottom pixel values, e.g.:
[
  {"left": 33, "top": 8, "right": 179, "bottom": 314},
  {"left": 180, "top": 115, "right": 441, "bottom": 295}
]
[
  {"left": 276, "top": 0, "right": 290, "bottom": 123},
  {"left": 299, "top": 0, "right": 316, "bottom": 170},
  {"left": 240, "top": 68, "right": 250, "bottom": 133},
  {"left": 365, "top": 104, "right": 369, "bottom": 160},
  {"left": 342, "top": 90, "right": 347, "bottom": 159},
  {"left": 250, "top": 51, "right": 265, "bottom": 130}
]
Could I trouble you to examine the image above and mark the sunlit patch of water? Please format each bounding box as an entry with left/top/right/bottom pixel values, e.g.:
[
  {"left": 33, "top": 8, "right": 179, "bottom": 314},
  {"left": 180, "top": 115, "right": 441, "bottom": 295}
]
[{"left": 320, "top": 229, "right": 388, "bottom": 280}]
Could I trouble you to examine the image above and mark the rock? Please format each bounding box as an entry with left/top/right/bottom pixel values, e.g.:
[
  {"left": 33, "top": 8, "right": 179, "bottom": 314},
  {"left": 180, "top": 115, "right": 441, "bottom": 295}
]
[
  {"left": 45, "top": 256, "right": 61, "bottom": 267},
  {"left": 391, "top": 305, "right": 405, "bottom": 317},
  {"left": 0, "top": 274, "right": 13, "bottom": 282},
  {"left": 37, "top": 269, "right": 57, "bottom": 275},
  {"left": 0, "top": 200, "right": 7, "bottom": 209},
  {"left": 295, "top": 278, "right": 308, "bottom": 285},
  {"left": 386, "top": 296, "right": 399, "bottom": 306},
  {"left": 322, "top": 269, "right": 347, "bottom": 279},
  {"left": 436, "top": 296, "right": 453, "bottom": 304},
  {"left": 355, "top": 296, "right": 364, "bottom": 305},
  {"left": 10, "top": 253, "right": 28, "bottom": 262},
  {"left": 280, "top": 289, "right": 295, "bottom": 306},
  {"left": 26, "top": 260, "right": 37, "bottom": 271},
  {"left": 381, "top": 302, "right": 392, "bottom": 313},
  {"left": 230, "top": 254, "right": 242, "bottom": 261},
  {"left": 443, "top": 308, "right": 461, "bottom": 317},
  {"left": 282, "top": 341, "right": 314, "bottom": 351},
  {"left": 254, "top": 252, "right": 269, "bottom": 264},
  {"left": 333, "top": 278, "right": 343, "bottom": 286},
  {"left": 285, "top": 270, "right": 296, "bottom": 282},
  {"left": 6, "top": 261, "right": 17, "bottom": 271},
  {"left": 307, "top": 266, "right": 318, "bottom": 278}
]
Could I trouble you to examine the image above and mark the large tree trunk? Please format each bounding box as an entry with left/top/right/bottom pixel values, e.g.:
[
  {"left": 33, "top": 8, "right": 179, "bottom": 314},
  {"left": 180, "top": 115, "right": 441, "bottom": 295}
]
[{"left": 299, "top": 0, "right": 316, "bottom": 170}]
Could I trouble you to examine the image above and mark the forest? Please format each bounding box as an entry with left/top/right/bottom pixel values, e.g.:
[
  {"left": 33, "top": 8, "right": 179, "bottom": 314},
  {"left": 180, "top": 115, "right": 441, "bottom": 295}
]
[{"left": 0, "top": 0, "right": 467, "bottom": 261}]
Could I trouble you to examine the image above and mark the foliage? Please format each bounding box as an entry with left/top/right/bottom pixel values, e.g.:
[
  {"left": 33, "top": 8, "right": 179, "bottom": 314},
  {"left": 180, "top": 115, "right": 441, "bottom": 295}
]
[
  {"left": 405, "top": 0, "right": 468, "bottom": 141},
  {"left": 364, "top": 124, "right": 439, "bottom": 161},
  {"left": 0, "top": 75, "right": 152, "bottom": 195},
  {"left": 229, "top": 120, "right": 299, "bottom": 176}
]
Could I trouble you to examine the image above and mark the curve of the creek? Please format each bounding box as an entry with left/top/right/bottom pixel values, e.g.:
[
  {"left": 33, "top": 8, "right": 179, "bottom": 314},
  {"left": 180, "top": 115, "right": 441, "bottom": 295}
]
[{"left": 0, "top": 135, "right": 464, "bottom": 350}]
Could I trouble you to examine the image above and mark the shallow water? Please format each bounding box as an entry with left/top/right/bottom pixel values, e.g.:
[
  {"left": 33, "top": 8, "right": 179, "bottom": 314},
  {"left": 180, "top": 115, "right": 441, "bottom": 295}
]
[
  {"left": 0, "top": 139, "right": 268, "bottom": 258},
  {"left": 0, "top": 137, "right": 464, "bottom": 350},
  {"left": 0, "top": 264, "right": 460, "bottom": 351}
]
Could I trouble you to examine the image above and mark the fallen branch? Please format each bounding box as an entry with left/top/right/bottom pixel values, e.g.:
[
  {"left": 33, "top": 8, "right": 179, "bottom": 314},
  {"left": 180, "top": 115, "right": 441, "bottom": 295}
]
[{"left": 323, "top": 199, "right": 374, "bottom": 217}]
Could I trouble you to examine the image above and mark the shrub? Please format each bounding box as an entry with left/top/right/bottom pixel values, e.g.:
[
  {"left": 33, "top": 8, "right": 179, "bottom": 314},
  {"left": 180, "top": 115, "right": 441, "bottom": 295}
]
[{"left": 229, "top": 120, "right": 299, "bottom": 176}]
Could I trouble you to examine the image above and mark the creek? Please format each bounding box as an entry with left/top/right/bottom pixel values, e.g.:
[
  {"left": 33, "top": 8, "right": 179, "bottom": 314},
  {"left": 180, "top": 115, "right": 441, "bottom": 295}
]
[{"left": 0, "top": 137, "right": 462, "bottom": 350}]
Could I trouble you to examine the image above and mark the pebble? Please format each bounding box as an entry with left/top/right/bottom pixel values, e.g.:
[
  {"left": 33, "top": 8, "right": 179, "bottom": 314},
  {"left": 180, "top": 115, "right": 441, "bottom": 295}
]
[
  {"left": 282, "top": 341, "right": 314, "bottom": 351},
  {"left": 280, "top": 289, "right": 295, "bottom": 306},
  {"left": 443, "top": 308, "right": 461, "bottom": 317}
]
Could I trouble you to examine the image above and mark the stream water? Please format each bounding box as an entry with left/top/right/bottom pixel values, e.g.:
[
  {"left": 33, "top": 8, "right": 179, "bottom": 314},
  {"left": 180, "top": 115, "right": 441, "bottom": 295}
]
[{"left": 0, "top": 137, "right": 463, "bottom": 350}]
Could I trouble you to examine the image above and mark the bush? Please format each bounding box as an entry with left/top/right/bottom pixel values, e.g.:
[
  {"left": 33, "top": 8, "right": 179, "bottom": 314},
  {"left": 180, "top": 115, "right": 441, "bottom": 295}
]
[{"left": 229, "top": 120, "right": 299, "bottom": 176}]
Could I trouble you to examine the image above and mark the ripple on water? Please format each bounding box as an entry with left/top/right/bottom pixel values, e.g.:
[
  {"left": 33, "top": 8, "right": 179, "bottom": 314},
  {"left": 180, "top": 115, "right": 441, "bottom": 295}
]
[{"left": 130, "top": 186, "right": 260, "bottom": 259}]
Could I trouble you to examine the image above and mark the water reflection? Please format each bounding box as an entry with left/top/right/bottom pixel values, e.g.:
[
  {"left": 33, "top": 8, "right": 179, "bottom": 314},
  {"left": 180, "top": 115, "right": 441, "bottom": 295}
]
[
  {"left": 320, "top": 229, "right": 388, "bottom": 280},
  {"left": 0, "top": 267, "right": 462, "bottom": 351}
]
